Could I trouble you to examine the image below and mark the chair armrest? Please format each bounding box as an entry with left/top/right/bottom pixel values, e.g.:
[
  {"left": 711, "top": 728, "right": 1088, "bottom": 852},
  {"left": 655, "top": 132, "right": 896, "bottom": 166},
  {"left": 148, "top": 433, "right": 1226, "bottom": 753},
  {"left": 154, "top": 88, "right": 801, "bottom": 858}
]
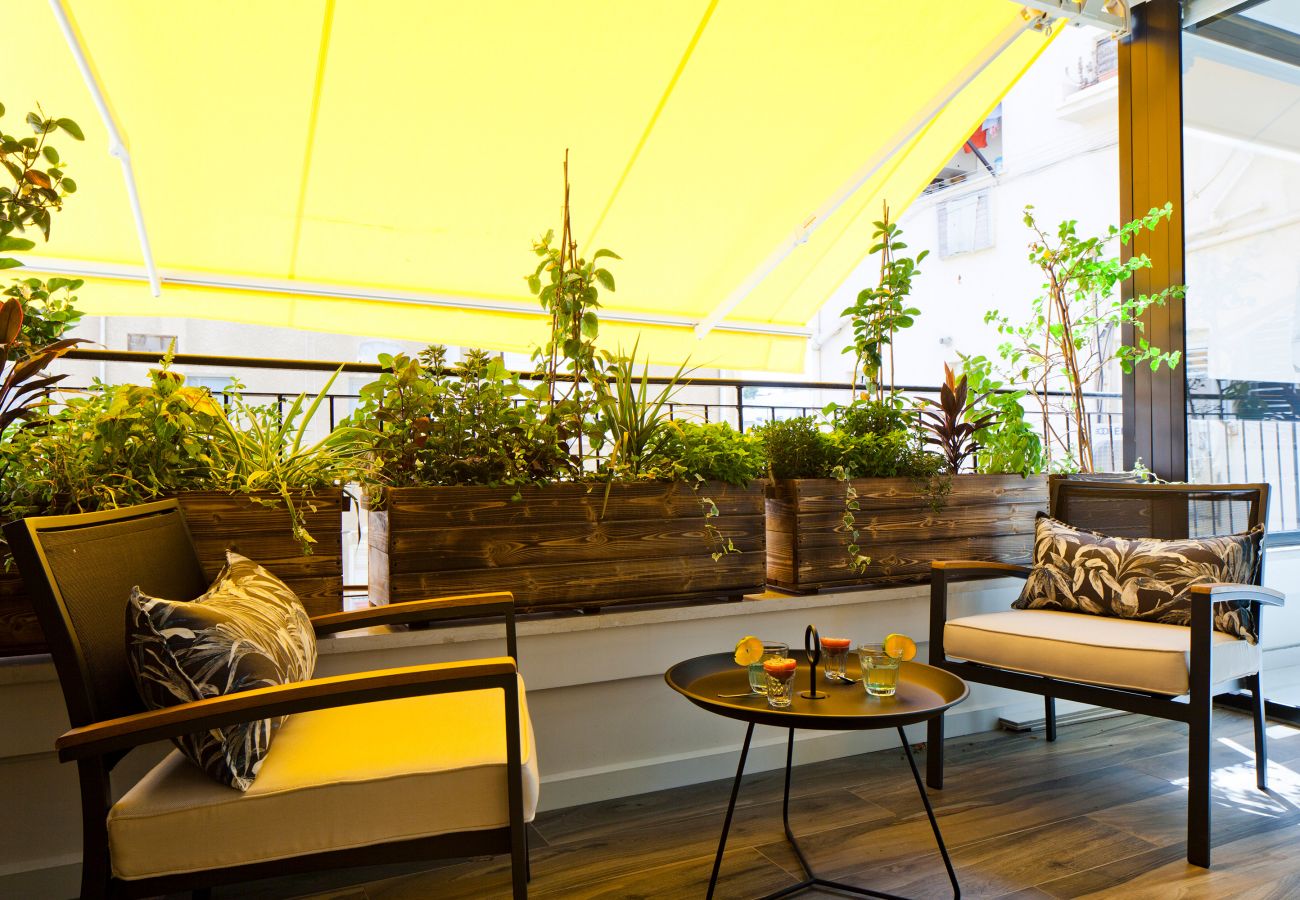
[
  {"left": 1189, "top": 583, "right": 1285, "bottom": 607},
  {"left": 312, "top": 591, "right": 518, "bottom": 659},
  {"left": 931, "top": 560, "right": 1032, "bottom": 579},
  {"left": 56, "top": 658, "right": 518, "bottom": 763}
]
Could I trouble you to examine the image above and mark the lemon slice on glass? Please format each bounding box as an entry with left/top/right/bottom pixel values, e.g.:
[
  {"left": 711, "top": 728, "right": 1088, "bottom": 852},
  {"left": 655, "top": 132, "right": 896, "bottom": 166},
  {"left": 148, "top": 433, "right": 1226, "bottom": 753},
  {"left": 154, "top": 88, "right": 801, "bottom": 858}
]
[
  {"left": 734, "top": 635, "right": 764, "bottom": 666},
  {"left": 883, "top": 633, "right": 917, "bottom": 662}
]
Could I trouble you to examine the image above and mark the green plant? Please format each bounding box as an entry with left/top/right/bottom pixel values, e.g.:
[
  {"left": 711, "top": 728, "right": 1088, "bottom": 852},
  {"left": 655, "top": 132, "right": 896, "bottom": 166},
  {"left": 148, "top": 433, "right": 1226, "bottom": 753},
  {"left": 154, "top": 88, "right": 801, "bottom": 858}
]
[
  {"left": 4, "top": 276, "right": 83, "bottom": 360},
  {"left": 985, "top": 204, "right": 1184, "bottom": 472},
  {"left": 1, "top": 358, "right": 227, "bottom": 520},
  {"left": 0, "top": 296, "right": 82, "bottom": 438},
  {"left": 831, "top": 397, "right": 913, "bottom": 439},
  {"left": 590, "top": 344, "right": 690, "bottom": 481},
  {"left": 0, "top": 102, "right": 82, "bottom": 268},
  {"left": 958, "top": 353, "right": 1044, "bottom": 476},
  {"left": 756, "top": 417, "right": 838, "bottom": 480},
  {"left": 916, "top": 364, "right": 998, "bottom": 474},
  {"left": 525, "top": 153, "right": 621, "bottom": 454},
  {"left": 2, "top": 356, "right": 362, "bottom": 552},
  {"left": 349, "top": 347, "right": 571, "bottom": 498},
  {"left": 208, "top": 368, "right": 372, "bottom": 550},
  {"left": 655, "top": 421, "right": 764, "bottom": 486},
  {"left": 842, "top": 202, "right": 927, "bottom": 402}
]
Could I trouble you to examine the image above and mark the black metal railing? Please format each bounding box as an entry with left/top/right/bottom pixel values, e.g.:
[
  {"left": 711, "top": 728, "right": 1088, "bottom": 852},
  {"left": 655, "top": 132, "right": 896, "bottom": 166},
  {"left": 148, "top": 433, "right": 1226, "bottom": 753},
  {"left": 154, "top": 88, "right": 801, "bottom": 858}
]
[{"left": 48, "top": 348, "right": 1300, "bottom": 585}]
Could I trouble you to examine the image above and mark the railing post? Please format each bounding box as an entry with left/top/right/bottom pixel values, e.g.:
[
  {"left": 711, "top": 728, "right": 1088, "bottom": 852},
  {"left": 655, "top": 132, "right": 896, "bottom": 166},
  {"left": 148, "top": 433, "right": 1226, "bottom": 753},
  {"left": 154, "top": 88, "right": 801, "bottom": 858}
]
[{"left": 736, "top": 384, "right": 745, "bottom": 432}]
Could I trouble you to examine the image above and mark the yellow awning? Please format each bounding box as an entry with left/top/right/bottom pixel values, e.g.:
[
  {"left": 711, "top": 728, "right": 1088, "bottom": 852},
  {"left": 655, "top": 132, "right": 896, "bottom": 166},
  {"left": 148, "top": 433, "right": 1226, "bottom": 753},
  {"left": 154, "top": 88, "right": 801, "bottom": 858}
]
[{"left": 8, "top": 1, "right": 1056, "bottom": 371}]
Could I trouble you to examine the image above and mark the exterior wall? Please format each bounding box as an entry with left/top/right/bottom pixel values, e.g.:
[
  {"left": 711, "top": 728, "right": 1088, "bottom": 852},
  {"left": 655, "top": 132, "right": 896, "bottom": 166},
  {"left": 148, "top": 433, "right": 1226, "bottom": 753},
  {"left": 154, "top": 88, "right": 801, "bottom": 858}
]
[{"left": 810, "top": 25, "right": 1120, "bottom": 391}]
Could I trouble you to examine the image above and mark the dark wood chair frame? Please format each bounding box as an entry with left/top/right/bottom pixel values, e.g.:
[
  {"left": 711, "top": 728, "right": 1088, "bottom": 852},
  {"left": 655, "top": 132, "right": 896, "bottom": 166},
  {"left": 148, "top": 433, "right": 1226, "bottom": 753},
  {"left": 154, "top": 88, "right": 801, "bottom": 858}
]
[
  {"left": 5, "top": 499, "right": 530, "bottom": 899},
  {"left": 924, "top": 481, "right": 1283, "bottom": 868}
]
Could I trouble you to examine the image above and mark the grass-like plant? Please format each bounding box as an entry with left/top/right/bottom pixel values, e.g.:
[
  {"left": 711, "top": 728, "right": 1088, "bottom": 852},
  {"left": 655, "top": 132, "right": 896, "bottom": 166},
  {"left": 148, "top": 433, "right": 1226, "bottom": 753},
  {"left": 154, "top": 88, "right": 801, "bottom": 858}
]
[
  {"left": 590, "top": 343, "right": 690, "bottom": 481},
  {"left": 209, "top": 368, "right": 372, "bottom": 550}
]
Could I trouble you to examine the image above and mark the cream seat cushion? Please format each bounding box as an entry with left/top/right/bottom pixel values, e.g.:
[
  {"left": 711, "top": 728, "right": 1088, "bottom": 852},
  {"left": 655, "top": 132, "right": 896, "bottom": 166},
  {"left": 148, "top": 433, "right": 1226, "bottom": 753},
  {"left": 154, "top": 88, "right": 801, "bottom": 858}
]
[
  {"left": 108, "top": 676, "right": 537, "bottom": 880},
  {"left": 946, "top": 609, "right": 1260, "bottom": 696}
]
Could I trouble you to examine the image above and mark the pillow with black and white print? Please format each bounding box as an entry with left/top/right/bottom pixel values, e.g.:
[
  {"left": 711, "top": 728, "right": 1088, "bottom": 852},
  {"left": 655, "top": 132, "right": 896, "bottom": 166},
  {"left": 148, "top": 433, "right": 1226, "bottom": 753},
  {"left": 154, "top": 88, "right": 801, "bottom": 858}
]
[
  {"left": 1012, "top": 514, "right": 1264, "bottom": 643},
  {"left": 125, "top": 551, "right": 317, "bottom": 790}
]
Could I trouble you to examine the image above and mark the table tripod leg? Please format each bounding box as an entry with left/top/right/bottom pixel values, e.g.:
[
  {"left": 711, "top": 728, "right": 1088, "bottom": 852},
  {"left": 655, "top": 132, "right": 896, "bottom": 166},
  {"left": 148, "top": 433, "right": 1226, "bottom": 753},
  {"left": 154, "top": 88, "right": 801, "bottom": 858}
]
[
  {"left": 707, "top": 721, "right": 755, "bottom": 900},
  {"left": 897, "top": 726, "right": 960, "bottom": 899}
]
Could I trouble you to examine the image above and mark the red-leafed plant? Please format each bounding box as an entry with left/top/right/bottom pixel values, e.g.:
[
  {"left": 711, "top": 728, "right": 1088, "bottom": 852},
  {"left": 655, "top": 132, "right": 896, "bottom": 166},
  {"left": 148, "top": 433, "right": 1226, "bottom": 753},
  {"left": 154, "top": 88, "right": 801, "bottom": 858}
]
[
  {"left": 0, "top": 296, "right": 81, "bottom": 436},
  {"left": 917, "top": 364, "right": 999, "bottom": 474}
]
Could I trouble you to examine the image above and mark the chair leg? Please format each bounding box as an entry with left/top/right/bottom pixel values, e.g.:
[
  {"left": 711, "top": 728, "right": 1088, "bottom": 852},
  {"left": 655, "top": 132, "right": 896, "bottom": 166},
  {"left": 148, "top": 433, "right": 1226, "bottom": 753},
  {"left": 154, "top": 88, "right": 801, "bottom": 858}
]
[
  {"left": 511, "top": 829, "right": 528, "bottom": 899},
  {"left": 1188, "top": 611, "right": 1214, "bottom": 868},
  {"left": 1044, "top": 696, "right": 1057, "bottom": 743},
  {"left": 926, "top": 713, "right": 944, "bottom": 789},
  {"left": 1248, "top": 672, "right": 1268, "bottom": 791}
]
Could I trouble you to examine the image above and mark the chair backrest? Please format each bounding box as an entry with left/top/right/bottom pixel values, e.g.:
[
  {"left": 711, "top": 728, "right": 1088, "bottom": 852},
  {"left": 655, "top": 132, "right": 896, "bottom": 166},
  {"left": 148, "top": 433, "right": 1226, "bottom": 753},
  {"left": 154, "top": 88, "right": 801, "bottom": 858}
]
[
  {"left": 1049, "top": 478, "right": 1270, "bottom": 584},
  {"left": 4, "top": 500, "right": 210, "bottom": 728}
]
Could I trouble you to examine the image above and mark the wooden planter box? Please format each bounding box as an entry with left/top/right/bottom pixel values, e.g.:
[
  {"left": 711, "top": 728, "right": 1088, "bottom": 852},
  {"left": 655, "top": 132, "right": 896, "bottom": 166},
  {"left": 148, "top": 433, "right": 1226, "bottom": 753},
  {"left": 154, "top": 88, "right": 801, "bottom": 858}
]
[
  {"left": 368, "top": 482, "right": 766, "bottom": 612},
  {"left": 766, "top": 474, "right": 1049, "bottom": 593},
  {"left": 0, "top": 489, "right": 345, "bottom": 657}
]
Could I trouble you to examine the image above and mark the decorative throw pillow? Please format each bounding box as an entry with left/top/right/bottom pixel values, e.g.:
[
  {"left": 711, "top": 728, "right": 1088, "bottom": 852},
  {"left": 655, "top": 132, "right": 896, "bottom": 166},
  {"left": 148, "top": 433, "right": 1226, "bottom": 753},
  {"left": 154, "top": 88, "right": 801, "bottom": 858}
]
[
  {"left": 125, "top": 551, "right": 317, "bottom": 790},
  {"left": 1012, "top": 515, "right": 1264, "bottom": 643}
]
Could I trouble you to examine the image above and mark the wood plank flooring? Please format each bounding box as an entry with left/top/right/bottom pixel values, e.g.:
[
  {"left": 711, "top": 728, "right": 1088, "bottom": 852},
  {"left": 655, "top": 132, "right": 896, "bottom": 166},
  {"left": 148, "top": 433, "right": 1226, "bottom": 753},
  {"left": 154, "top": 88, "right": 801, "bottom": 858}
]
[{"left": 196, "top": 707, "right": 1300, "bottom": 900}]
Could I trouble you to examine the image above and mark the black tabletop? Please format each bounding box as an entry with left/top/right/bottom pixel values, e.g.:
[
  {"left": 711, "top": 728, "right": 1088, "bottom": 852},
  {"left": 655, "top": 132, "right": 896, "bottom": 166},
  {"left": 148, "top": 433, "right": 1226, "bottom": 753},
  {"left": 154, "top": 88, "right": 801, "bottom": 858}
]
[{"left": 665, "top": 653, "right": 968, "bottom": 730}]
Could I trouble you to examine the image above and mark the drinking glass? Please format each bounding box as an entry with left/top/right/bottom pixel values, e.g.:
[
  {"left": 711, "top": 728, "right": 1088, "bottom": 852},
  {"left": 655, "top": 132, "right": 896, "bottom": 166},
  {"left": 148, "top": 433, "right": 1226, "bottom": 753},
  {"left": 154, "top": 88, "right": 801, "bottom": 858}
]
[
  {"left": 747, "top": 641, "right": 789, "bottom": 694},
  {"left": 858, "top": 644, "right": 901, "bottom": 697},
  {"left": 763, "top": 657, "right": 798, "bottom": 708},
  {"left": 820, "top": 637, "right": 851, "bottom": 680}
]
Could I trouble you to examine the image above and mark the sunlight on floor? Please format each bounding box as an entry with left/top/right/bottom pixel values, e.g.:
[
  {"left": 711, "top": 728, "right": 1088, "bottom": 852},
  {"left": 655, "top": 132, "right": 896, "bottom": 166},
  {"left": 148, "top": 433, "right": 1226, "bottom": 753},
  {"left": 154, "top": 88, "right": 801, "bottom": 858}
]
[{"left": 1166, "top": 731, "right": 1300, "bottom": 819}]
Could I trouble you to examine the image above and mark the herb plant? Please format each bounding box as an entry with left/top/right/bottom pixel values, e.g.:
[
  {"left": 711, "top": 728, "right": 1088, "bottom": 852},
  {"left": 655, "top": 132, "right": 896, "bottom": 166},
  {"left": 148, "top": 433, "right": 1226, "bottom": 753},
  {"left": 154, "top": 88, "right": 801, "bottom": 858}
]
[
  {"left": 958, "top": 353, "right": 1044, "bottom": 476},
  {"left": 349, "top": 346, "right": 571, "bottom": 499},
  {"left": 525, "top": 153, "right": 621, "bottom": 454},
  {"left": 842, "top": 203, "right": 927, "bottom": 402}
]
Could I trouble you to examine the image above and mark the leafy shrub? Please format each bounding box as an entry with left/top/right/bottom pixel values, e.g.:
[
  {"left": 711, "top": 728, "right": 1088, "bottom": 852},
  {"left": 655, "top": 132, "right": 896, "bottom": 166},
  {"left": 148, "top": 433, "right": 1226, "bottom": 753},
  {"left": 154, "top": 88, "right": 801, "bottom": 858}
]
[
  {"left": 755, "top": 417, "right": 838, "bottom": 480},
  {"left": 348, "top": 346, "right": 573, "bottom": 496},
  {"left": 832, "top": 398, "right": 913, "bottom": 439},
  {"left": 654, "top": 421, "right": 764, "bottom": 486},
  {"left": 959, "top": 354, "right": 1044, "bottom": 476},
  {"left": 4, "top": 277, "right": 83, "bottom": 361},
  {"left": 0, "top": 359, "right": 362, "bottom": 551}
]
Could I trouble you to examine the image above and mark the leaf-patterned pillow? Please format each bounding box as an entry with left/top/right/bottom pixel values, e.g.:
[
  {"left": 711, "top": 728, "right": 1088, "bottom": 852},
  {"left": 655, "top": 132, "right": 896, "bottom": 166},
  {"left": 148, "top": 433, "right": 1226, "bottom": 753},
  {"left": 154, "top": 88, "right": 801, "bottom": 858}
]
[
  {"left": 125, "top": 551, "right": 317, "bottom": 790},
  {"left": 1011, "top": 515, "right": 1264, "bottom": 643}
]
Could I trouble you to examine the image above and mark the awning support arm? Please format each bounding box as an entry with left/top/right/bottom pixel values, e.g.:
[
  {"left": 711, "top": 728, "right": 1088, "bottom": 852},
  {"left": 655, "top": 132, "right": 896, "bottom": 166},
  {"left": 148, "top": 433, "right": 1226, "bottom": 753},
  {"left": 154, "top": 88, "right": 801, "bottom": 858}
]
[{"left": 48, "top": 0, "right": 161, "bottom": 297}]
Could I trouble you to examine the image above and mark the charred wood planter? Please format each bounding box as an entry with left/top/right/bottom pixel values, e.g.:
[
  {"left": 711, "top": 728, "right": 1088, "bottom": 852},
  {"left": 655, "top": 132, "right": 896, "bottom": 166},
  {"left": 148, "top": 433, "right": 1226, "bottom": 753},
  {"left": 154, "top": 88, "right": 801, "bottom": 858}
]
[
  {"left": 0, "top": 489, "right": 345, "bottom": 656},
  {"left": 368, "top": 481, "right": 766, "bottom": 612},
  {"left": 766, "top": 474, "right": 1049, "bottom": 593}
]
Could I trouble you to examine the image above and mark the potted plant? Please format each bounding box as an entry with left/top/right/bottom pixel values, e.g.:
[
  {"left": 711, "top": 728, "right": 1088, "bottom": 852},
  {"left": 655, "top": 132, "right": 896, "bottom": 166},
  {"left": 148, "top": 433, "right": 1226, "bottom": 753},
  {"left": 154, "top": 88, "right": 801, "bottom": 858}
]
[
  {"left": 973, "top": 203, "right": 1184, "bottom": 474},
  {"left": 354, "top": 158, "right": 766, "bottom": 613},
  {"left": 0, "top": 101, "right": 89, "bottom": 653},
  {"left": 764, "top": 211, "right": 1048, "bottom": 593},
  {"left": 0, "top": 356, "right": 365, "bottom": 653}
]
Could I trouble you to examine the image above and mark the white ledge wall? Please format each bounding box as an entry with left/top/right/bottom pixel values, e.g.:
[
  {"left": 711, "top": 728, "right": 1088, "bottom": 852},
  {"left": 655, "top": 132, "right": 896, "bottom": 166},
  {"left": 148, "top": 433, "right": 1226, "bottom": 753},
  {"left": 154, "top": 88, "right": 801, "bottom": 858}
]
[{"left": 0, "top": 580, "right": 1092, "bottom": 894}]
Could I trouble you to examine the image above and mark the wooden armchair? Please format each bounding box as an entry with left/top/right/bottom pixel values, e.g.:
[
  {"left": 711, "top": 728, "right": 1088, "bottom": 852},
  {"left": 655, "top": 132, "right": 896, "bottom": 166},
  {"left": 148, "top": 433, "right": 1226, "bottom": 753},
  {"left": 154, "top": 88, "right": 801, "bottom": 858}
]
[
  {"left": 925, "top": 480, "right": 1283, "bottom": 868},
  {"left": 5, "top": 499, "right": 533, "bottom": 899}
]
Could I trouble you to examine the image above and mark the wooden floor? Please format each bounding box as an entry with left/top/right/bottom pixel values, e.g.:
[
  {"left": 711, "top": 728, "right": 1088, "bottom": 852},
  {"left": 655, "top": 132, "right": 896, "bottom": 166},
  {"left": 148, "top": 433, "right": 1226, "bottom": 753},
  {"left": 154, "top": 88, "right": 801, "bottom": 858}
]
[{"left": 202, "top": 707, "right": 1300, "bottom": 900}]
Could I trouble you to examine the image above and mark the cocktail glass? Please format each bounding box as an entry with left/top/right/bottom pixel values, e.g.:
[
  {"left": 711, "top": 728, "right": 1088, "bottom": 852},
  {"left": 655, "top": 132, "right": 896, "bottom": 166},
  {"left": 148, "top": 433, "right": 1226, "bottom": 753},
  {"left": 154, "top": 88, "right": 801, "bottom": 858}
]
[
  {"left": 820, "top": 637, "right": 851, "bottom": 680},
  {"left": 748, "top": 641, "right": 789, "bottom": 694},
  {"left": 858, "top": 644, "right": 901, "bottom": 697},
  {"left": 763, "top": 657, "right": 798, "bottom": 708}
]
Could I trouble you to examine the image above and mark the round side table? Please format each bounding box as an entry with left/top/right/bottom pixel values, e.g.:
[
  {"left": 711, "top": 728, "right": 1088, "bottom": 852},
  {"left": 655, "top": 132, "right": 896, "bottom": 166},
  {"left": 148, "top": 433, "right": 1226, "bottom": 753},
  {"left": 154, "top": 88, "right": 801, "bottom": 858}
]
[{"left": 665, "top": 653, "right": 968, "bottom": 900}]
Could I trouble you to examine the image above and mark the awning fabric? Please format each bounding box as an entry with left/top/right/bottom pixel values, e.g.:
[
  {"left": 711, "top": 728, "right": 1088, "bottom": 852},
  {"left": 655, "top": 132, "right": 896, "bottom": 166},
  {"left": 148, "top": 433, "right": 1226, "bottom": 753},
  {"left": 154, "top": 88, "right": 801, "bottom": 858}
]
[{"left": 9, "top": 2, "right": 1056, "bottom": 371}]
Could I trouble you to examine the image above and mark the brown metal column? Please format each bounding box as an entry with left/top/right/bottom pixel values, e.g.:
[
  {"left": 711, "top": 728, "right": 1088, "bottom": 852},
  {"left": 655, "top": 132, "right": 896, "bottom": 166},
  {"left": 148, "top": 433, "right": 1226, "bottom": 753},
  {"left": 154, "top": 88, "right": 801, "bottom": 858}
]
[{"left": 1120, "top": 0, "right": 1187, "bottom": 481}]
